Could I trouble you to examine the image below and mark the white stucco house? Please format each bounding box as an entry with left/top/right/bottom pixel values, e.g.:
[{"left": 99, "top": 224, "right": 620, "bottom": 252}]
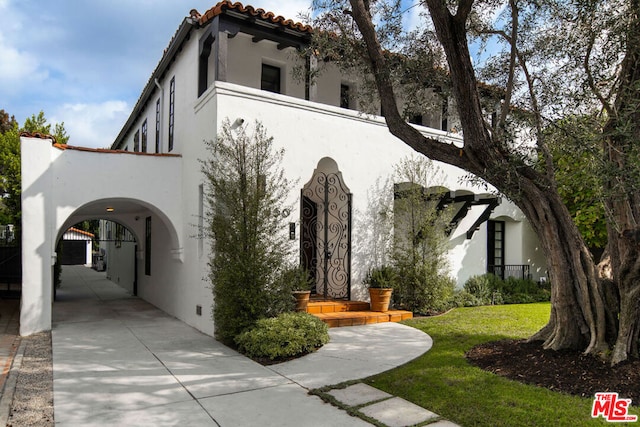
[{"left": 19, "top": 1, "right": 546, "bottom": 337}]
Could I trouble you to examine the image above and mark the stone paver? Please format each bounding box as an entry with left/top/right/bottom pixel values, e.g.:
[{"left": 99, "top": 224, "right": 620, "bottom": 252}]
[
  {"left": 327, "top": 383, "right": 392, "bottom": 407},
  {"left": 359, "top": 397, "right": 440, "bottom": 427}
]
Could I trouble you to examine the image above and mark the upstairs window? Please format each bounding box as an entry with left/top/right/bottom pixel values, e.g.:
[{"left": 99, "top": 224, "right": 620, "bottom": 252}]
[
  {"left": 441, "top": 100, "right": 448, "bottom": 131},
  {"left": 340, "top": 84, "right": 351, "bottom": 109},
  {"left": 155, "top": 98, "right": 160, "bottom": 153},
  {"left": 141, "top": 120, "right": 148, "bottom": 153},
  {"left": 261, "top": 64, "right": 281, "bottom": 94},
  {"left": 168, "top": 76, "right": 175, "bottom": 152},
  {"left": 133, "top": 130, "right": 140, "bottom": 152},
  {"left": 409, "top": 114, "right": 423, "bottom": 125}
]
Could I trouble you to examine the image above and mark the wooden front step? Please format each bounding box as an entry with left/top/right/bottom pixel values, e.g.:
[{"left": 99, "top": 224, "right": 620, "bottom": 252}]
[
  {"left": 307, "top": 300, "right": 370, "bottom": 314},
  {"left": 307, "top": 300, "right": 413, "bottom": 327}
]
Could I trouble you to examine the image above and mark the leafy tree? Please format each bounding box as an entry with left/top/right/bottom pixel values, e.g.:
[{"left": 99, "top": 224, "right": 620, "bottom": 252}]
[
  {"left": 0, "top": 111, "right": 68, "bottom": 231},
  {"left": 544, "top": 116, "right": 607, "bottom": 255},
  {"left": 202, "top": 119, "right": 296, "bottom": 345},
  {"left": 0, "top": 109, "right": 17, "bottom": 134},
  {"left": 311, "top": 0, "right": 640, "bottom": 364}
]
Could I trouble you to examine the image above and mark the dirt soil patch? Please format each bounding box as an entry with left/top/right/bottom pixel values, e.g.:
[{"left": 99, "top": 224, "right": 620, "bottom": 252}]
[{"left": 466, "top": 339, "right": 640, "bottom": 404}]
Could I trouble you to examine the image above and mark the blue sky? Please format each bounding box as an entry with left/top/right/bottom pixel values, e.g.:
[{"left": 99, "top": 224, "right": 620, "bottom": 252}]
[{"left": 0, "top": 0, "right": 314, "bottom": 148}]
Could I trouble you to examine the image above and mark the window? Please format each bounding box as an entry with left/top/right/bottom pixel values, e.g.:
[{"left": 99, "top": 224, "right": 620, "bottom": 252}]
[
  {"left": 261, "top": 64, "right": 281, "bottom": 93},
  {"left": 441, "top": 99, "right": 448, "bottom": 131},
  {"left": 141, "top": 120, "right": 148, "bottom": 153},
  {"left": 155, "top": 98, "right": 161, "bottom": 153},
  {"left": 340, "top": 84, "right": 351, "bottom": 109},
  {"left": 145, "top": 216, "right": 152, "bottom": 276},
  {"left": 168, "top": 76, "right": 175, "bottom": 152},
  {"left": 409, "top": 114, "right": 423, "bottom": 125},
  {"left": 133, "top": 130, "right": 140, "bottom": 152},
  {"left": 487, "top": 220, "right": 505, "bottom": 277}
]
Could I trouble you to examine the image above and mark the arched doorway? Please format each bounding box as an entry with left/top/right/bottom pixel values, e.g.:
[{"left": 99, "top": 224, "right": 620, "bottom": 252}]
[{"left": 301, "top": 157, "right": 352, "bottom": 299}]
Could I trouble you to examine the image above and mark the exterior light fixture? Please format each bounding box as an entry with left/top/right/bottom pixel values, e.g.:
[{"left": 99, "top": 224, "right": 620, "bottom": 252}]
[{"left": 106, "top": 207, "right": 115, "bottom": 212}]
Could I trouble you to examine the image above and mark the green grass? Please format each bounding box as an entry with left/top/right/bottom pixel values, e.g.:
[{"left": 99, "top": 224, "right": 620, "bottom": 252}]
[{"left": 365, "top": 303, "right": 638, "bottom": 426}]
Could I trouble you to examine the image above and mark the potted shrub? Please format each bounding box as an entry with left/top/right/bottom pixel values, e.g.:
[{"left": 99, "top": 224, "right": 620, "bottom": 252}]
[
  {"left": 366, "top": 266, "right": 396, "bottom": 312},
  {"left": 285, "top": 266, "right": 313, "bottom": 312}
]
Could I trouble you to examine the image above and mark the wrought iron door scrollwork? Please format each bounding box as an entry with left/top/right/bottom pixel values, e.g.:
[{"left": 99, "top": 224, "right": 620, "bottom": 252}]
[{"left": 301, "top": 163, "right": 352, "bottom": 300}]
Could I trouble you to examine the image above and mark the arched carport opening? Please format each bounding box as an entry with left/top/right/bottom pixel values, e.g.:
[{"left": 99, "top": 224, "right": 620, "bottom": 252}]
[{"left": 53, "top": 197, "right": 180, "bottom": 305}]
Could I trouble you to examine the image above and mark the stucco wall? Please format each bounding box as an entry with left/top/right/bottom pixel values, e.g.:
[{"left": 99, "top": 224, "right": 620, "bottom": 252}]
[{"left": 192, "top": 82, "right": 544, "bottom": 294}]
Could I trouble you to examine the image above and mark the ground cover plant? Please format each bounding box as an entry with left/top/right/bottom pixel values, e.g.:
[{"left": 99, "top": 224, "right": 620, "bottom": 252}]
[{"left": 366, "top": 303, "right": 639, "bottom": 426}]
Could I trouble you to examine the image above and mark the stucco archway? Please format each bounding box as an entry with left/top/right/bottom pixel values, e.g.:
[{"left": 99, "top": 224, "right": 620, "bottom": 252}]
[{"left": 20, "top": 134, "right": 183, "bottom": 335}]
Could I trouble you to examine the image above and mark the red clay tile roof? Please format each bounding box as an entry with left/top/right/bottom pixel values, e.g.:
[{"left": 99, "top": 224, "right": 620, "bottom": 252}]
[
  {"left": 20, "top": 131, "right": 57, "bottom": 143},
  {"left": 21, "top": 132, "right": 180, "bottom": 157},
  {"left": 52, "top": 143, "right": 182, "bottom": 157},
  {"left": 196, "top": 1, "right": 312, "bottom": 33},
  {"left": 67, "top": 227, "right": 95, "bottom": 238}
]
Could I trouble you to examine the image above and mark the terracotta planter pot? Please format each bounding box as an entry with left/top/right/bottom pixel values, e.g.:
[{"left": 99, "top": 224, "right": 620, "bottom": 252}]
[
  {"left": 293, "top": 290, "right": 311, "bottom": 312},
  {"left": 369, "top": 288, "right": 393, "bottom": 312}
]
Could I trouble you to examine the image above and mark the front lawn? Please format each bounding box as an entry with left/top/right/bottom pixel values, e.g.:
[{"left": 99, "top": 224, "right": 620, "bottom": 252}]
[{"left": 366, "top": 303, "right": 637, "bottom": 426}]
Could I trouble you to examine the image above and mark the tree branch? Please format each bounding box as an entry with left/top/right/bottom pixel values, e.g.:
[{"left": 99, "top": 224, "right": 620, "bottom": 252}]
[{"left": 347, "top": 0, "right": 466, "bottom": 168}]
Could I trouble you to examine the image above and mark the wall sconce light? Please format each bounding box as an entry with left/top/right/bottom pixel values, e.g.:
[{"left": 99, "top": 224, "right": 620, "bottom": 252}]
[{"left": 289, "top": 223, "right": 296, "bottom": 240}]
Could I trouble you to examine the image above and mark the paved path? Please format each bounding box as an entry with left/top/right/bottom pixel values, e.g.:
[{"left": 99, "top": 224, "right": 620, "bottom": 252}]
[{"left": 16, "top": 266, "right": 455, "bottom": 426}]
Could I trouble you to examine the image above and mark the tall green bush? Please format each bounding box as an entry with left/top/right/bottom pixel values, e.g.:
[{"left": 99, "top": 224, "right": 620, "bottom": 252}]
[
  {"left": 390, "top": 157, "right": 455, "bottom": 314},
  {"left": 202, "top": 119, "right": 294, "bottom": 344}
]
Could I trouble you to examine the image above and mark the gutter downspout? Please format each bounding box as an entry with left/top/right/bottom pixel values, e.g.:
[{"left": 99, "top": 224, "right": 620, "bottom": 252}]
[{"left": 154, "top": 78, "right": 164, "bottom": 154}]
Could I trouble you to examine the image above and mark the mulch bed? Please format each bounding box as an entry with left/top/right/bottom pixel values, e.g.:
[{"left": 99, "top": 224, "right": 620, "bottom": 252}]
[{"left": 466, "top": 339, "right": 640, "bottom": 405}]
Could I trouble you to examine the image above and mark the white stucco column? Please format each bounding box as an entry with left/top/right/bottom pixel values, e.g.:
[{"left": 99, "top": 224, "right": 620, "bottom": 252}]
[{"left": 20, "top": 135, "right": 55, "bottom": 335}]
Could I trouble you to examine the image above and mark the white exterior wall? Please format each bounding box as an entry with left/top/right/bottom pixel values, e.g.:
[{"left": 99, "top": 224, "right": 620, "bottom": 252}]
[
  {"left": 105, "top": 241, "right": 136, "bottom": 294},
  {"left": 192, "top": 81, "right": 543, "bottom": 294},
  {"left": 225, "top": 33, "right": 306, "bottom": 99}
]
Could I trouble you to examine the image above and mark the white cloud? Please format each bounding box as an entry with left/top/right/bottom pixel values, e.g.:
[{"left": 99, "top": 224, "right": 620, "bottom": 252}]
[
  {"left": 52, "top": 101, "right": 130, "bottom": 149},
  {"left": 0, "top": 33, "right": 47, "bottom": 88},
  {"left": 263, "top": 0, "right": 312, "bottom": 23}
]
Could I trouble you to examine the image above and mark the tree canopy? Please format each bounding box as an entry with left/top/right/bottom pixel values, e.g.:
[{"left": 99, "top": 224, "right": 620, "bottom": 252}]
[{"left": 0, "top": 110, "right": 69, "bottom": 228}]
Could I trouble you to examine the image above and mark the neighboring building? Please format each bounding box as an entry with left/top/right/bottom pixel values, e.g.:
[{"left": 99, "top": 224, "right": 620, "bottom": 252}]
[
  {"left": 18, "top": 1, "right": 546, "bottom": 336},
  {"left": 0, "top": 224, "right": 16, "bottom": 245},
  {"left": 60, "top": 227, "right": 94, "bottom": 266}
]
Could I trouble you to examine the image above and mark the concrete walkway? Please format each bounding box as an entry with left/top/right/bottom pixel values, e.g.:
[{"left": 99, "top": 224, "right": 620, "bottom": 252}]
[{"left": 49, "top": 266, "right": 450, "bottom": 426}]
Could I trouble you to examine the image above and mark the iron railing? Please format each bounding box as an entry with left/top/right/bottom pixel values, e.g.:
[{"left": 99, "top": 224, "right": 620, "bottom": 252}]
[{"left": 488, "top": 264, "right": 531, "bottom": 281}]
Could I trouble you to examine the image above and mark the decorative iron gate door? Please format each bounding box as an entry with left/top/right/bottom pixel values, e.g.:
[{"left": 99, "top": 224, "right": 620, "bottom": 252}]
[{"left": 301, "top": 158, "right": 352, "bottom": 299}]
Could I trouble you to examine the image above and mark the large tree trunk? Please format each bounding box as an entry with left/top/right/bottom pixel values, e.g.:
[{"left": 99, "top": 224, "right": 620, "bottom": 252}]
[
  {"left": 348, "top": 0, "right": 610, "bottom": 358},
  {"left": 602, "top": 1, "right": 640, "bottom": 364}
]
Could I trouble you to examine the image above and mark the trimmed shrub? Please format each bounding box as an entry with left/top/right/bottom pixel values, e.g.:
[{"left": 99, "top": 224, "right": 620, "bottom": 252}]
[{"left": 235, "top": 312, "right": 330, "bottom": 361}]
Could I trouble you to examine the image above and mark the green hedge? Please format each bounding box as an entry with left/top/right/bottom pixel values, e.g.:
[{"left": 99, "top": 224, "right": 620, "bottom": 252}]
[
  {"left": 458, "top": 274, "right": 550, "bottom": 306},
  {"left": 235, "top": 312, "right": 330, "bottom": 361}
]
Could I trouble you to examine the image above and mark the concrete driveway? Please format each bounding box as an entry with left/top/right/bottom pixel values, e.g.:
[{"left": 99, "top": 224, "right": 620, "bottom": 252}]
[{"left": 51, "top": 266, "right": 433, "bottom": 426}]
